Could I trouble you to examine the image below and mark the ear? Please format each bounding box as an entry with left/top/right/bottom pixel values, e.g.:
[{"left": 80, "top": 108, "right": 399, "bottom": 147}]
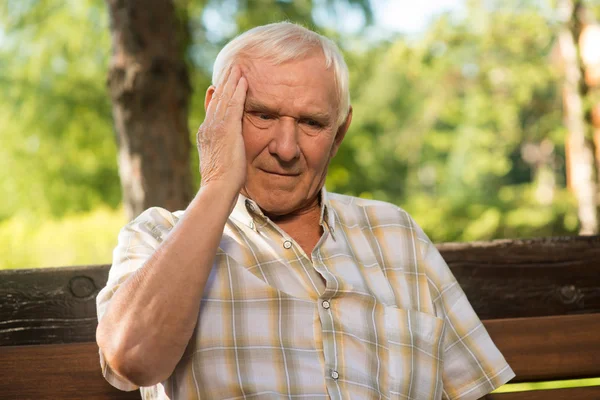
[
  {"left": 204, "top": 85, "right": 217, "bottom": 112},
  {"left": 331, "top": 106, "right": 353, "bottom": 158}
]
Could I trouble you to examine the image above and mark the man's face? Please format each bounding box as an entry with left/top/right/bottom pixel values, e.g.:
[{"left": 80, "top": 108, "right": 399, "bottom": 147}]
[{"left": 238, "top": 53, "right": 350, "bottom": 216}]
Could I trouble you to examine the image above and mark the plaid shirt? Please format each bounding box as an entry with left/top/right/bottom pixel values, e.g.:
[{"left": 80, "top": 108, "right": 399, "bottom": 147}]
[{"left": 97, "top": 189, "right": 514, "bottom": 400}]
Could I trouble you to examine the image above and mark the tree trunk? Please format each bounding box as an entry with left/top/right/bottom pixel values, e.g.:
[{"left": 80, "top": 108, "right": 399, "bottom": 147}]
[
  {"left": 560, "top": 0, "right": 598, "bottom": 234},
  {"left": 594, "top": 107, "right": 600, "bottom": 197},
  {"left": 582, "top": 24, "right": 600, "bottom": 210},
  {"left": 105, "top": 0, "right": 193, "bottom": 220}
]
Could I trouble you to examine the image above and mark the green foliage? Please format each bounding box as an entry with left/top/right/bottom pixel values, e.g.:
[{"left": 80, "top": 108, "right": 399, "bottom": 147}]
[
  {"left": 0, "top": 0, "right": 592, "bottom": 269},
  {"left": 327, "top": 0, "right": 579, "bottom": 242},
  {"left": 0, "top": 0, "right": 119, "bottom": 221},
  {"left": 0, "top": 206, "right": 125, "bottom": 269}
]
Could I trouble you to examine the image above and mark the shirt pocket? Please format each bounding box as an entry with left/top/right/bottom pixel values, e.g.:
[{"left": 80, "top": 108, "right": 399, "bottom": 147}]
[{"left": 384, "top": 307, "right": 445, "bottom": 400}]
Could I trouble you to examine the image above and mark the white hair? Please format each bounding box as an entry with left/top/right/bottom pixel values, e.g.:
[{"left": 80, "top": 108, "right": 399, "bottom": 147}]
[{"left": 212, "top": 22, "right": 351, "bottom": 128}]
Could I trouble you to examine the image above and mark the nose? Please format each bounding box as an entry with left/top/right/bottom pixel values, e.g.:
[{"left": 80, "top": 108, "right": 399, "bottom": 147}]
[{"left": 268, "top": 117, "right": 300, "bottom": 162}]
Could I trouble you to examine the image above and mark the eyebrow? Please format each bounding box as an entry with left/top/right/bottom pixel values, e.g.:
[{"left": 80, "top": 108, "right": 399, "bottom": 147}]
[
  {"left": 244, "top": 98, "right": 332, "bottom": 123},
  {"left": 244, "top": 99, "right": 274, "bottom": 114}
]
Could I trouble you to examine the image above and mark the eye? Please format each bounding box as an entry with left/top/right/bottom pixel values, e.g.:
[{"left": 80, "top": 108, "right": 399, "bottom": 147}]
[
  {"left": 245, "top": 111, "right": 275, "bottom": 129},
  {"left": 303, "top": 119, "right": 322, "bottom": 128}
]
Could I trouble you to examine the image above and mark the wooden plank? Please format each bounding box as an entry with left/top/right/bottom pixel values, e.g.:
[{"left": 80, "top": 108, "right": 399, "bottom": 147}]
[
  {"left": 487, "top": 386, "right": 600, "bottom": 400},
  {"left": 1, "top": 341, "right": 598, "bottom": 400},
  {"left": 439, "top": 235, "right": 600, "bottom": 319},
  {"left": 0, "top": 342, "right": 141, "bottom": 400},
  {"left": 0, "top": 265, "right": 106, "bottom": 346},
  {"left": 1, "top": 235, "right": 599, "bottom": 345},
  {"left": 484, "top": 313, "right": 600, "bottom": 382}
]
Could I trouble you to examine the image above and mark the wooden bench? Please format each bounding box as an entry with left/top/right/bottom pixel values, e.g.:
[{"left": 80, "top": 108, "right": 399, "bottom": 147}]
[{"left": 1, "top": 236, "right": 599, "bottom": 399}]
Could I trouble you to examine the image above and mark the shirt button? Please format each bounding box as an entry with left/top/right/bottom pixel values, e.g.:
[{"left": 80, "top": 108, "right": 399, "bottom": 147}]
[
  {"left": 283, "top": 240, "right": 292, "bottom": 249},
  {"left": 331, "top": 370, "right": 339, "bottom": 380},
  {"left": 249, "top": 221, "right": 255, "bottom": 230},
  {"left": 322, "top": 300, "right": 331, "bottom": 309}
]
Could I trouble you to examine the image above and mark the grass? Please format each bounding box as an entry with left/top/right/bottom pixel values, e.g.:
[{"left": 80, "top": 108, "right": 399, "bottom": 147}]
[
  {"left": 0, "top": 206, "right": 126, "bottom": 270},
  {"left": 493, "top": 377, "right": 600, "bottom": 393}
]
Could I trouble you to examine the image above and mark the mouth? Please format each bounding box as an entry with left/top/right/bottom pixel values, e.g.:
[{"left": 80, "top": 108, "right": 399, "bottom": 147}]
[{"left": 259, "top": 168, "right": 300, "bottom": 177}]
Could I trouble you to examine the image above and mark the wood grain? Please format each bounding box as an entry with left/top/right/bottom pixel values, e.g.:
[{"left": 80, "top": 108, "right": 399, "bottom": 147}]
[
  {"left": 484, "top": 313, "right": 600, "bottom": 382},
  {"left": 0, "top": 265, "right": 106, "bottom": 346},
  {"left": 440, "top": 235, "right": 600, "bottom": 319},
  {"left": 0, "top": 342, "right": 141, "bottom": 400}
]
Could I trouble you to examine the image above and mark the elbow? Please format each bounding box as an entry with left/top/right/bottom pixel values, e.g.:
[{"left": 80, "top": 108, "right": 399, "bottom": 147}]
[
  {"left": 111, "top": 357, "right": 167, "bottom": 388},
  {"left": 96, "top": 321, "right": 170, "bottom": 387}
]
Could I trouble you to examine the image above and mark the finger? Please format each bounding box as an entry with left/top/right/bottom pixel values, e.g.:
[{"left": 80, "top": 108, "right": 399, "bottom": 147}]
[
  {"left": 215, "top": 66, "right": 242, "bottom": 119},
  {"left": 224, "top": 76, "right": 248, "bottom": 122},
  {"left": 205, "top": 66, "right": 235, "bottom": 119},
  {"left": 204, "top": 86, "right": 219, "bottom": 120},
  {"left": 216, "top": 64, "right": 234, "bottom": 89}
]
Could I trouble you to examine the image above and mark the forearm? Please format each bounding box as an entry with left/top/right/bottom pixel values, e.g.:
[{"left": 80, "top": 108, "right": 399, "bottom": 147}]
[{"left": 96, "top": 182, "right": 238, "bottom": 386}]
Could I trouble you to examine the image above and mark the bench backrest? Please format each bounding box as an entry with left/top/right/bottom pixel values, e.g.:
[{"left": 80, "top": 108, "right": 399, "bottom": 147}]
[{"left": 1, "top": 236, "right": 599, "bottom": 399}]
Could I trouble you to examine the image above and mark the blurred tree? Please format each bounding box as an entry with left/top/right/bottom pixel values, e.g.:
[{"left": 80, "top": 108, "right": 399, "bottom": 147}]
[
  {"left": 557, "top": 0, "right": 598, "bottom": 234},
  {"left": 3, "top": 0, "right": 598, "bottom": 266},
  {"left": 328, "top": 0, "right": 580, "bottom": 241},
  {"left": 105, "top": 0, "right": 195, "bottom": 220},
  {"left": 0, "top": 0, "right": 119, "bottom": 220}
]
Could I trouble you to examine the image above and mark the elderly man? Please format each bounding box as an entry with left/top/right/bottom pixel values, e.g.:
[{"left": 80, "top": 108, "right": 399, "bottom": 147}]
[{"left": 96, "top": 22, "right": 514, "bottom": 400}]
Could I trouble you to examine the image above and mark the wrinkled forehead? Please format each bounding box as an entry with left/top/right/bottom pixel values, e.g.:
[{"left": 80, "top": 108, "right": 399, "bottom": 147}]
[{"left": 239, "top": 55, "right": 338, "bottom": 110}]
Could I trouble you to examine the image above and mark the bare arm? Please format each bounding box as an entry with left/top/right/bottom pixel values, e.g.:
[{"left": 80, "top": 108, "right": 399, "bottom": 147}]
[{"left": 96, "top": 67, "right": 248, "bottom": 387}]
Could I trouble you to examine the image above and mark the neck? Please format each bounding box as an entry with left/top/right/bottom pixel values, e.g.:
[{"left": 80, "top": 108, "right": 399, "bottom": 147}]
[
  {"left": 266, "top": 194, "right": 321, "bottom": 223},
  {"left": 268, "top": 196, "right": 324, "bottom": 257}
]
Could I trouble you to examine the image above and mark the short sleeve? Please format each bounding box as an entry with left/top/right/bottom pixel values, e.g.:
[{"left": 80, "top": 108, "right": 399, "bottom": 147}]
[
  {"left": 96, "top": 207, "right": 180, "bottom": 392},
  {"left": 423, "top": 242, "right": 516, "bottom": 400}
]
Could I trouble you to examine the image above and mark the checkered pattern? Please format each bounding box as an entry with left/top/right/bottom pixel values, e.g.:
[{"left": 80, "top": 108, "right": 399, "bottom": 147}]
[{"left": 97, "top": 189, "right": 514, "bottom": 399}]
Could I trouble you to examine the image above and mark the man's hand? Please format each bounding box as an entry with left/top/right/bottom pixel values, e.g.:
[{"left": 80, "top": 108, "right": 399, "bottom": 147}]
[{"left": 197, "top": 66, "right": 248, "bottom": 191}]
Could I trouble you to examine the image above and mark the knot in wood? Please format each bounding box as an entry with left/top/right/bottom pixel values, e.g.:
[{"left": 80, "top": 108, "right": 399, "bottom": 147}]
[
  {"left": 69, "top": 276, "right": 96, "bottom": 299},
  {"left": 559, "top": 285, "right": 582, "bottom": 304}
]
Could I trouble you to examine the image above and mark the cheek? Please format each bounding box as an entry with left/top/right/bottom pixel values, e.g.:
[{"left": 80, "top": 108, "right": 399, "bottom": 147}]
[
  {"left": 303, "top": 139, "right": 334, "bottom": 171},
  {"left": 242, "top": 120, "right": 269, "bottom": 161}
]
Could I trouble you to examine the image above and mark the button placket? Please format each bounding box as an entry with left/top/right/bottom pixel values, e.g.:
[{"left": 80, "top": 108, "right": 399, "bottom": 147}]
[{"left": 313, "top": 251, "right": 340, "bottom": 392}]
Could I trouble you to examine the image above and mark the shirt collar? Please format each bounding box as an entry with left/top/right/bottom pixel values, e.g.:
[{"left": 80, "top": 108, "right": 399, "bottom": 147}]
[
  {"left": 231, "top": 188, "right": 335, "bottom": 234},
  {"left": 231, "top": 193, "right": 259, "bottom": 229},
  {"left": 319, "top": 187, "right": 335, "bottom": 234}
]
